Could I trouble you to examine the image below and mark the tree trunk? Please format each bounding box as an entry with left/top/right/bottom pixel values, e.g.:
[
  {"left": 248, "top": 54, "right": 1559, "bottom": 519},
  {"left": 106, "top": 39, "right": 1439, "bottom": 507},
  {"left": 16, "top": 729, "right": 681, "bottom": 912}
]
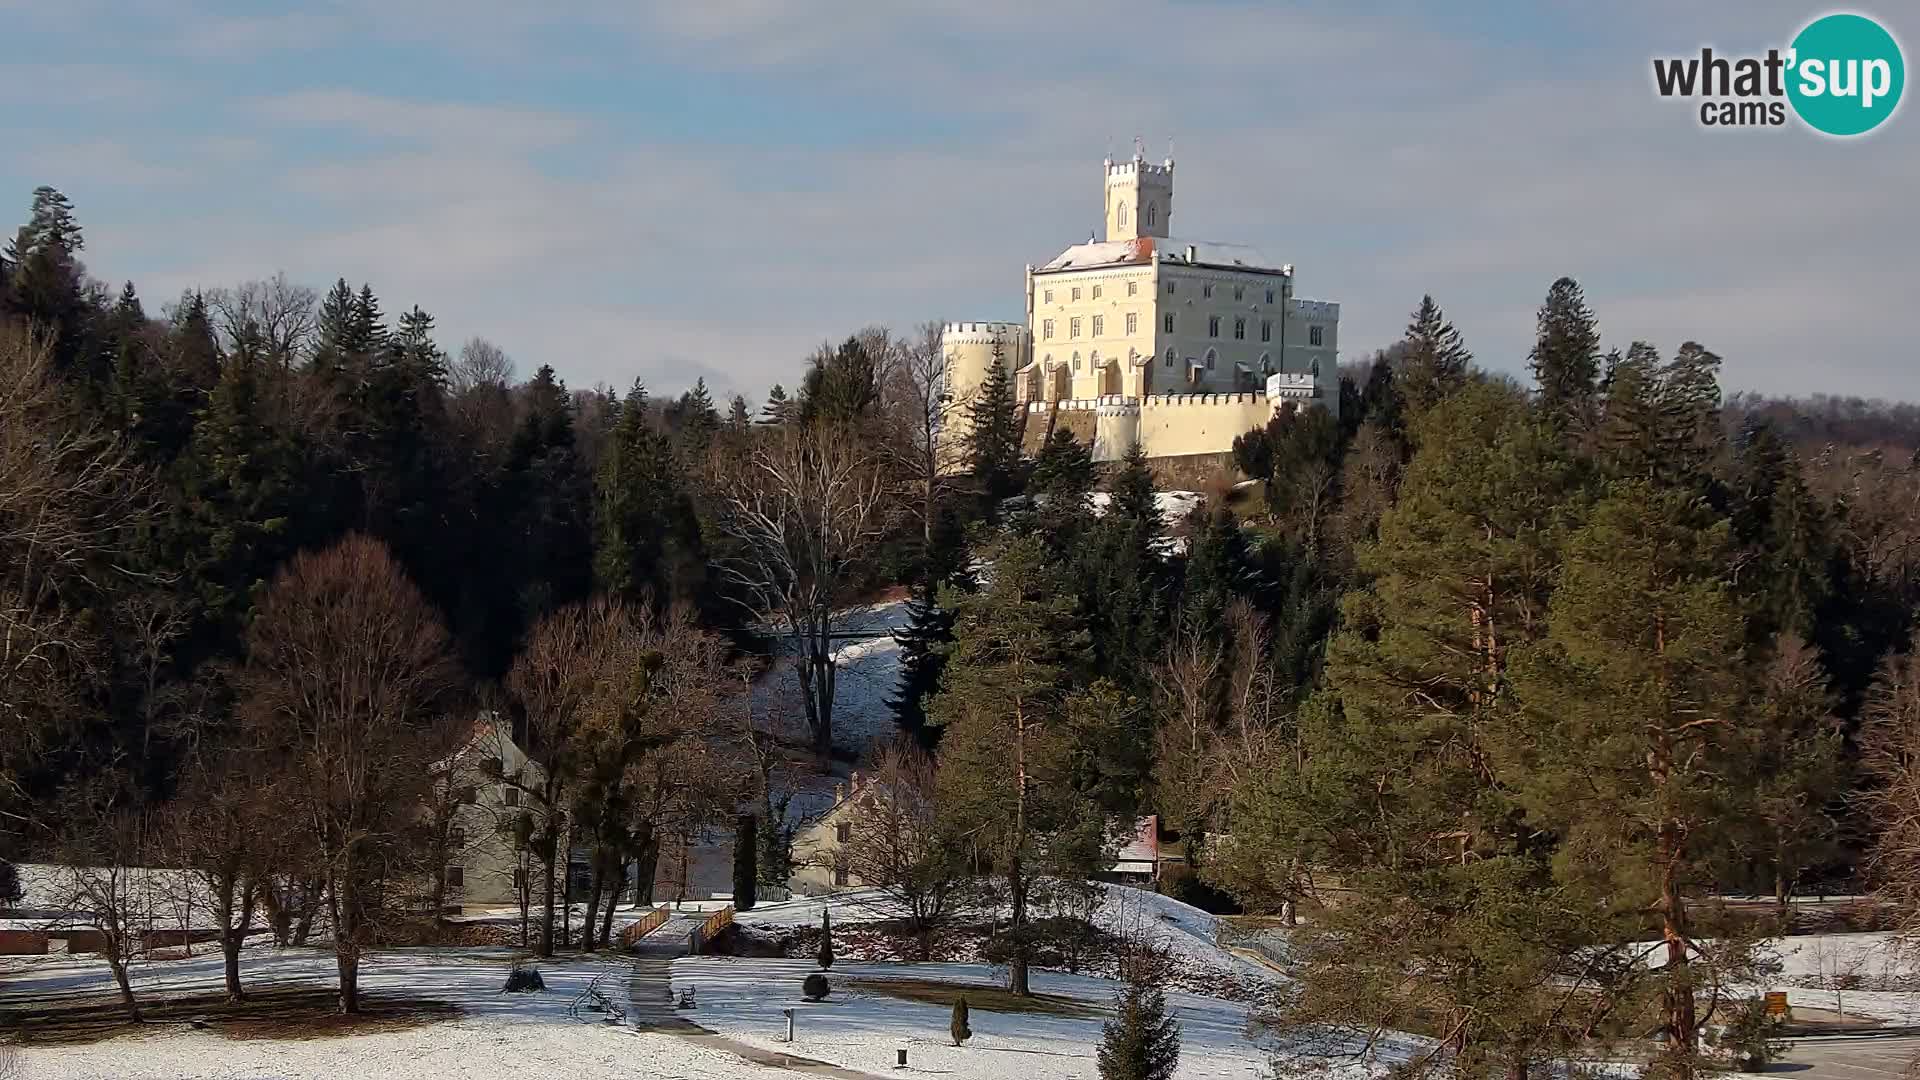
[
  {"left": 598, "top": 873, "right": 620, "bottom": 948},
  {"left": 581, "top": 865, "right": 605, "bottom": 951},
  {"left": 103, "top": 935, "right": 141, "bottom": 1021},
  {"left": 635, "top": 836, "right": 661, "bottom": 905},
  {"left": 1009, "top": 705, "right": 1031, "bottom": 997},
  {"left": 292, "top": 877, "right": 323, "bottom": 946},
  {"left": 539, "top": 838, "right": 557, "bottom": 958}
]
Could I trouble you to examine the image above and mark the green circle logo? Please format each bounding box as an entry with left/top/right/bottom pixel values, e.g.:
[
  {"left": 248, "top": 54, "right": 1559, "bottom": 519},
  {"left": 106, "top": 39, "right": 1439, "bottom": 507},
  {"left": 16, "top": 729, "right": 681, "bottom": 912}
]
[{"left": 1787, "top": 13, "right": 1904, "bottom": 136}]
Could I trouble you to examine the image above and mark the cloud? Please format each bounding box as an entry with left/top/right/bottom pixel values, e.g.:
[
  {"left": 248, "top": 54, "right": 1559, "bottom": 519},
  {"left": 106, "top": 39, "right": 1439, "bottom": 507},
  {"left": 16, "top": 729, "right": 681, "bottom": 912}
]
[{"left": 4, "top": 1, "right": 1916, "bottom": 403}]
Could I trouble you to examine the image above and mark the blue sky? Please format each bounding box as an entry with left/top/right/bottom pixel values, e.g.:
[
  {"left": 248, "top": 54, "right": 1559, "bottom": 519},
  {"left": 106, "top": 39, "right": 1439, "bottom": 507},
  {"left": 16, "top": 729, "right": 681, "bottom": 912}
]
[{"left": 3, "top": 1, "right": 1915, "bottom": 401}]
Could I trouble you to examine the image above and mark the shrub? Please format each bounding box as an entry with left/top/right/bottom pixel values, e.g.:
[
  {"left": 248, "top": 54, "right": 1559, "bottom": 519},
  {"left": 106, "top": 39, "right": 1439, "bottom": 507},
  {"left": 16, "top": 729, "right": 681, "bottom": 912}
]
[
  {"left": 950, "top": 996, "right": 972, "bottom": 1046},
  {"left": 502, "top": 961, "right": 545, "bottom": 993},
  {"left": 818, "top": 909, "right": 834, "bottom": 969},
  {"left": 802, "top": 973, "right": 830, "bottom": 1001},
  {"left": 734, "top": 815, "right": 758, "bottom": 912}
]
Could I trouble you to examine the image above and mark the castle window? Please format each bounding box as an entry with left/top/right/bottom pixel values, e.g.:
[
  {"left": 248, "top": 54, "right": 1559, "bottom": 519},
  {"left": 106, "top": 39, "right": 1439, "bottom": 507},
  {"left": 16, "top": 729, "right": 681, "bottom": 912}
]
[
  {"left": 1127, "top": 281, "right": 1137, "bottom": 297},
  {"left": 1233, "top": 317, "right": 1246, "bottom": 341},
  {"left": 1259, "top": 352, "right": 1272, "bottom": 375},
  {"left": 1125, "top": 312, "right": 1138, "bottom": 334},
  {"left": 1070, "top": 317, "right": 1082, "bottom": 338},
  {"left": 1311, "top": 358, "right": 1322, "bottom": 377},
  {"left": 1163, "top": 348, "right": 1176, "bottom": 367},
  {"left": 1117, "top": 201, "right": 1128, "bottom": 230},
  {"left": 1309, "top": 325, "right": 1325, "bottom": 347},
  {"left": 1265, "top": 288, "right": 1276, "bottom": 305},
  {"left": 1092, "top": 285, "right": 1102, "bottom": 300},
  {"left": 1044, "top": 289, "right": 1053, "bottom": 304},
  {"left": 1146, "top": 203, "right": 1157, "bottom": 227},
  {"left": 1234, "top": 286, "right": 1244, "bottom": 302},
  {"left": 1205, "top": 349, "right": 1217, "bottom": 370},
  {"left": 1072, "top": 287, "right": 1081, "bottom": 301},
  {"left": 1073, "top": 352, "right": 1082, "bottom": 371},
  {"left": 1092, "top": 315, "right": 1104, "bottom": 337},
  {"left": 1260, "top": 319, "right": 1272, "bottom": 343},
  {"left": 1163, "top": 313, "right": 1174, "bottom": 334},
  {"left": 1202, "top": 283, "right": 1214, "bottom": 299},
  {"left": 1208, "top": 316, "right": 1220, "bottom": 338},
  {"left": 1165, "top": 281, "right": 1175, "bottom": 294},
  {"left": 445, "top": 865, "right": 464, "bottom": 889},
  {"left": 1042, "top": 319, "right": 1055, "bottom": 341}
]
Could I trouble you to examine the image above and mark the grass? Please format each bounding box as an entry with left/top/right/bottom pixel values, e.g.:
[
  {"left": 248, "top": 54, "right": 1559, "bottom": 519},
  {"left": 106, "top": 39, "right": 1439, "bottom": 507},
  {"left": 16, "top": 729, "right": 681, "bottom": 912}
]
[
  {"left": 0, "top": 985, "right": 459, "bottom": 1045},
  {"left": 846, "top": 977, "right": 1096, "bottom": 1017}
]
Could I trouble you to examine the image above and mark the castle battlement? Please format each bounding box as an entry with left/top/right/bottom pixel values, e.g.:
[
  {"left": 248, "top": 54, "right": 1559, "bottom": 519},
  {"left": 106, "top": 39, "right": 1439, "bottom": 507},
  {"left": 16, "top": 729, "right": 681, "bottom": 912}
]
[
  {"left": 1026, "top": 392, "right": 1279, "bottom": 413},
  {"left": 1104, "top": 157, "right": 1173, "bottom": 178},
  {"left": 943, "top": 320, "right": 1028, "bottom": 338}
]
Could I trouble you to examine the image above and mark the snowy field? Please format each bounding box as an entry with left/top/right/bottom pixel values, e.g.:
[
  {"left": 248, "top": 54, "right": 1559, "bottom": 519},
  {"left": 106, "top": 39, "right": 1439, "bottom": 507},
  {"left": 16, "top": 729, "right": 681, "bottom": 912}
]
[
  {"left": 672, "top": 956, "right": 1293, "bottom": 1080},
  {"left": 0, "top": 946, "right": 769, "bottom": 1080}
]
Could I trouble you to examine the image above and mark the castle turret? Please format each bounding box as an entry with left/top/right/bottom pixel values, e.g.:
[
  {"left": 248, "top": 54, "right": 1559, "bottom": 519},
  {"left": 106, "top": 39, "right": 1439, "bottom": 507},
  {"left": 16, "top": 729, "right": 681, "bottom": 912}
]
[
  {"left": 939, "top": 321, "right": 1031, "bottom": 470},
  {"left": 1103, "top": 145, "right": 1173, "bottom": 242}
]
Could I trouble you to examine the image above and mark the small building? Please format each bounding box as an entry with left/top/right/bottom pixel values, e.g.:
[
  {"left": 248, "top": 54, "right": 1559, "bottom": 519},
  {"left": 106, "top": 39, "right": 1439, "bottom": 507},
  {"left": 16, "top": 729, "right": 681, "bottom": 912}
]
[{"left": 431, "top": 717, "right": 551, "bottom": 913}]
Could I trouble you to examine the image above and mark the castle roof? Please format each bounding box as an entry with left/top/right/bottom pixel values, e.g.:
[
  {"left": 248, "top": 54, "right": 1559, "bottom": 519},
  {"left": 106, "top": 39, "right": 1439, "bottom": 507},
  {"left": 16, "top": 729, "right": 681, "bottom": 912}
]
[{"left": 1036, "top": 235, "right": 1288, "bottom": 275}]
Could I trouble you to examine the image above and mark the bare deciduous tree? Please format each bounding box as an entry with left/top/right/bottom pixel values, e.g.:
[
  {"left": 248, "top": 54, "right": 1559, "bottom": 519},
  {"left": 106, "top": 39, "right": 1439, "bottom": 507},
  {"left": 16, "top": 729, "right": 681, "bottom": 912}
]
[
  {"left": 165, "top": 747, "right": 276, "bottom": 1002},
  {"left": 1, "top": 324, "right": 148, "bottom": 822},
  {"left": 49, "top": 785, "right": 156, "bottom": 1020},
  {"left": 237, "top": 534, "right": 463, "bottom": 1013},
  {"left": 839, "top": 738, "right": 972, "bottom": 960},
  {"left": 1862, "top": 630, "right": 1920, "bottom": 937},
  {"left": 719, "top": 421, "right": 898, "bottom": 755}
]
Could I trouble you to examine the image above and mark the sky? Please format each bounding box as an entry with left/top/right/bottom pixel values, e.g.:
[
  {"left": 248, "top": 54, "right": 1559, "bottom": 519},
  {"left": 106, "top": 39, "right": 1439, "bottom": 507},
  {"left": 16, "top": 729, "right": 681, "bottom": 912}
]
[{"left": 2, "top": 0, "right": 1915, "bottom": 403}]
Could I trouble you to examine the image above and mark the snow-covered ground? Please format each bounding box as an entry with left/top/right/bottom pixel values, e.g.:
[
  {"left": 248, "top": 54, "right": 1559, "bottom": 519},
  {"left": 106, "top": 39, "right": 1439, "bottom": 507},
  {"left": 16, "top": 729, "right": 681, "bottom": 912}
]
[
  {"left": 672, "top": 956, "right": 1301, "bottom": 1080},
  {"left": 754, "top": 597, "right": 912, "bottom": 761},
  {"left": 1, "top": 946, "right": 768, "bottom": 1080}
]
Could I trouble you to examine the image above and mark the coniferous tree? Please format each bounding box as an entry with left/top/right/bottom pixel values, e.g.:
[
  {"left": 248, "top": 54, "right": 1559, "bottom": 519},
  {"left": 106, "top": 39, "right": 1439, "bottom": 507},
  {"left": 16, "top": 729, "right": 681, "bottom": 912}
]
[
  {"left": 950, "top": 996, "right": 972, "bottom": 1046},
  {"left": 1097, "top": 983, "right": 1181, "bottom": 1080},
  {"left": 759, "top": 383, "right": 793, "bottom": 425},
  {"left": 733, "top": 814, "right": 758, "bottom": 911},
  {"left": 1506, "top": 481, "right": 1759, "bottom": 1080},
  {"left": 1397, "top": 294, "right": 1472, "bottom": 418},
  {"left": 1029, "top": 427, "right": 1094, "bottom": 504},
  {"left": 891, "top": 579, "right": 956, "bottom": 746},
  {"left": 817, "top": 908, "right": 834, "bottom": 969},
  {"left": 965, "top": 351, "right": 1022, "bottom": 501},
  {"left": 1108, "top": 442, "right": 1160, "bottom": 533},
  {"left": 1529, "top": 276, "right": 1602, "bottom": 435},
  {"left": 933, "top": 535, "right": 1100, "bottom": 995},
  {"left": 1740, "top": 634, "right": 1847, "bottom": 911},
  {"left": 594, "top": 380, "right": 703, "bottom": 609},
  {"left": 727, "top": 393, "right": 751, "bottom": 432}
]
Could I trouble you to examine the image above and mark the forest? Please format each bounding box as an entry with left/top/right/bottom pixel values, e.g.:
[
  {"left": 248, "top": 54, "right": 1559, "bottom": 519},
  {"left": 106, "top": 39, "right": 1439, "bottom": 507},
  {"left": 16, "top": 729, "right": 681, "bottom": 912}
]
[{"left": 5, "top": 183, "right": 1920, "bottom": 1079}]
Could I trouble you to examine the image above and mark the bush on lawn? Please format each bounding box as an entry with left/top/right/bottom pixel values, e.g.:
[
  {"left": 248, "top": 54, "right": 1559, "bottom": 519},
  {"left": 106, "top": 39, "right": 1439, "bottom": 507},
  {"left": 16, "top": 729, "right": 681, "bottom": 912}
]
[
  {"left": 503, "top": 961, "right": 545, "bottom": 993},
  {"left": 803, "top": 973, "right": 831, "bottom": 1001}
]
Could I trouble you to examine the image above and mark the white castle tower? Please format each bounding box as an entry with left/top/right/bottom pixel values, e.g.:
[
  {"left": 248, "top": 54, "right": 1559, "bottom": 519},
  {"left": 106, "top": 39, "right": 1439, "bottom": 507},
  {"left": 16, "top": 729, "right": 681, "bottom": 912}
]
[{"left": 1103, "top": 142, "right": 1173, "bottom": 242}]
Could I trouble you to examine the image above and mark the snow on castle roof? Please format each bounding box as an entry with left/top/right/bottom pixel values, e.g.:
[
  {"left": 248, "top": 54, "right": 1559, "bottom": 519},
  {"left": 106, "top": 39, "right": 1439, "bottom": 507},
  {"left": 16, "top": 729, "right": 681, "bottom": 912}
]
[{"left": 1037, "top": 235, "right": 1287, "bottom": 274}]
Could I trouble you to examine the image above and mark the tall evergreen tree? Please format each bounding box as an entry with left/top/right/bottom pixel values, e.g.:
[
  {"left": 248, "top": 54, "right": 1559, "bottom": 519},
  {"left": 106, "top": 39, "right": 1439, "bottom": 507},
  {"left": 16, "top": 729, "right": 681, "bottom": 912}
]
[
  {"left": 1528, "top": 277, "right": 1602, "bottom": 435},
  {"left": 1397, "top": 294, "right": 1473, "bottom": 417},
  {"left": 1507, "top": 481, "right": 1760, "bottom": 1080},
  {"left": 964, "top": 351, "right": 1022, "bottom": 501},
  {"left": 1097, "top": 982, "right": 1181, "bottom": 1080},
  {"left": 759, "top": 383, "right": 793, "bottom": 425},
  {"left": 933, "top": 535, "right": 1100, "bottom": 995},
  {"left": 594, "top": 380, "right": 703, "bottom": 609}
]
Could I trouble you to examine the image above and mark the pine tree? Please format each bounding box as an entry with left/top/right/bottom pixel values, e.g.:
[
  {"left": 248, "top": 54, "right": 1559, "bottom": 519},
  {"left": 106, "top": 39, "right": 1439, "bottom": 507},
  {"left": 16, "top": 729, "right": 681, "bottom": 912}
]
[
  {"left": 5, "top": 186, "right": 98, "bottom": 385},
  {"left": 1528, "top": 277, "right": 1602, "bottom": 435},
  {"left": 1397, "top": 294, "right": 1472, "bottom": 417},
  {"left": 594, "top": 380, "right": 704, "bottom": 609},
  {"left": 932, "top": 535, "right": 1098, "bottom": 995},
  {"left": 1097, "top": 983, "right": 1181, "bottom": 1080},
  {"left": 891, "top": 579, "right": 956, "bottom": 745},
  {"left": 1029, "top": 428, "right": 1094, "bottom": 504},
  {"left": 817, "top": 908, "right": 834, "bottom": 969},
  {"left": 1506, "top": 480, "right": 1759, "bottom": 1080},
  {"left": 799, "top": 337, "right": 880, "bottom": 426},
  {"left": 1741, "top": 635, "right": 1846, "bottom": 911},
  {"left": 965, "top": 353, "right": 1022, "bottom": 501},
  {"left": 727, "top": 394, "right": 751, "bottom": 432},
  {"left": 759, "top": 383, "right": 793, "bottom": 425},
  {"left": 1224, "top": 381, "right": 1597, "bottom": 1078},
  {"left": 950, "top": 996, "right": 972, "bottom": 1046},
  {"left": 1108, "top": 442, "right": 1160, "bottom": 535}
]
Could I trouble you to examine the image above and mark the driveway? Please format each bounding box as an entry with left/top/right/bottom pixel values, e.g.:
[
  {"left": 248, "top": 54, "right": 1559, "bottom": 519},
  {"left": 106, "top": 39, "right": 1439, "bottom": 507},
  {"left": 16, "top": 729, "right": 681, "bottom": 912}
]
[{"left": 1774, "top": 1033, "right": 1920, "bottom": 1080}]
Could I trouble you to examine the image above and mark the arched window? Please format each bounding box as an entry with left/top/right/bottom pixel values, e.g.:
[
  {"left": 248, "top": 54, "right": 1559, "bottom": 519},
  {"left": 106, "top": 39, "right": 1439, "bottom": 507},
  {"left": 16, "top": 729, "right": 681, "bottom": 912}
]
[
  {"left": 1117, "top": 201, "right": 1128, "bottom": 230},
  {"left": 1163, "top": 347, "right": 1176, "bottom": 368},
  {"left": 1204, "top": 348, "right": 1217, "bottom": 370},
  {"left": 1259, "top": 352, "right": 1272, "bottom": 374},
  {"left": 1145, "top": 203, "right": 1157, "bottom": 227},
  {"left": 1072, "top": 351, "right": 1082, "bottom": 371},
  {"left": 1089, "top": 350, "right": 1100, "bottom": 368},
  {"left": 1311, "top": 358, "right": 1321, "bottom": 377}
]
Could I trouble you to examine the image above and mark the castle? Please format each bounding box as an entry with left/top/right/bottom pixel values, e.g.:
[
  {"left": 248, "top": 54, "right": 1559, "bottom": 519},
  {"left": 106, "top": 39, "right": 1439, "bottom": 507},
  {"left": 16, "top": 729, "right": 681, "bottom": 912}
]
[{"left": 943, "top": 149, "right": 1340, "bottom": 476}]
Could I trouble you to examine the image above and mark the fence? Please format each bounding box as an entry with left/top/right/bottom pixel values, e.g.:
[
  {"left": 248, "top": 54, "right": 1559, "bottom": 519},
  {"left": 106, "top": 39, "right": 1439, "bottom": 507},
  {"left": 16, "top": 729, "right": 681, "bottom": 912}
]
[
  {"left": 686, "top": 905, "right": 734, "bottom": 955},
  {"left": 618, "top": 905, "right": 673, "bottom": 948}
]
